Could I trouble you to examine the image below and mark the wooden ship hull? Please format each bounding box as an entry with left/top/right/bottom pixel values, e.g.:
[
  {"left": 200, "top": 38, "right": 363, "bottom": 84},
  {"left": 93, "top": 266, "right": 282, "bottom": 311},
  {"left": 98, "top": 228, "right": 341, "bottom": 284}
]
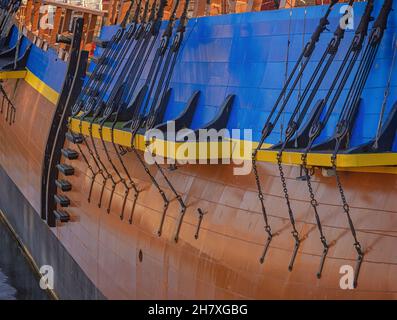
[{"left": 0, "top": 0, "right": 396, "bottom": 299}]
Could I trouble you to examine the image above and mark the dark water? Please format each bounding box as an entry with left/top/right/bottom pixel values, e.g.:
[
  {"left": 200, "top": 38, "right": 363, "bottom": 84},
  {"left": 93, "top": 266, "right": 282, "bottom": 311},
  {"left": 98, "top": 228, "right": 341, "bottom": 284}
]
[{"left": 0, "top": 218, "right": 51, "bottom": 300}]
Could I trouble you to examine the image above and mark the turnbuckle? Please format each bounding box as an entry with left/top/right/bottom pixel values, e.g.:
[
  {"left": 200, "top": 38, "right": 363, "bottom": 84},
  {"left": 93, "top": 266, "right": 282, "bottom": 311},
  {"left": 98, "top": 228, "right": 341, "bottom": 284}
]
[
  {"left": 259, "top": 225, "right": 273, "bottom": 264},
  {"left": 174, "top": 204, "right": 187, "bottom": 243},
  {"left": 353, "top": 242, "right": 364, "bottom": 288},
  {"left": 332, "top": 152, "right": 364, "bottom": 287},
  {"left": 194, "top": 208, "right": 205, "bottom": 240},
  {"left": 288, "top": 230, "right": 300, "bottom": 271},
  {"left": 127, "top": 186, "right": 139, "bottom": 224},
  {"left": 317, "top": 236, "right": 329, "bottom": 279},
  {"left": 156, "top": 194, "right": 170, "bottom": 235}
]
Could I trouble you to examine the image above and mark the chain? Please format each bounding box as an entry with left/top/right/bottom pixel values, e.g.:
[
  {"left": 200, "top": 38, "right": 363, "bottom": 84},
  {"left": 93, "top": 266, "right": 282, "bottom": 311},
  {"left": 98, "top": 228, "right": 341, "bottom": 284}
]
[
  {"left": 82, "top": 122, "right": 106, "bottom": 201},
  {"left": 331, "top": 154, "right": 363, "bottom": 288},
  {"left": 152, "top": 159, "right": 187, "bottom": 243},
  {"left": 131, "top": 144, "right": 170, "bottom": 230},
  {"left": 77, "top": 120, "right": 107, "bottom": 204},
  {"left": 251, "top": 153, "right": 273, "bottom": 264},
  {"left": 331, "top": 155, "right": 362, "bottom": 251},
  {"left": 99, "top": 124, "right": 140, "bottom": 220},
  {"left": 277, "top": 151, "right": 300, "bottom": 271},
  {"left": 88, "top": 122, "right": 116, "bottom": 211},
  {"left": 109, "top": 124, "right": 140, "bottom": 221},
  {"left": 301, "top": 153, "right": 329, "bottom": 278}
]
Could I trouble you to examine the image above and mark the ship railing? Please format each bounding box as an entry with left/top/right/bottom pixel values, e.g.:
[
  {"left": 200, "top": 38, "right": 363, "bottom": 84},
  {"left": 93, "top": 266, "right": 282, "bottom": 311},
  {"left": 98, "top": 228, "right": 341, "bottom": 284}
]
[{"left": 14, "top": 0, "right": 108, "bottom": 60}]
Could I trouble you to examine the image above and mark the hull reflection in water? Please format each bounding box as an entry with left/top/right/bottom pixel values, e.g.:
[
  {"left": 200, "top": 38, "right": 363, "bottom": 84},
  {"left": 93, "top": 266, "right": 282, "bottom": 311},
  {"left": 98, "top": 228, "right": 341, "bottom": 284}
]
[{"left": 0, "top": 218, "right": 50, "bottom": 300}]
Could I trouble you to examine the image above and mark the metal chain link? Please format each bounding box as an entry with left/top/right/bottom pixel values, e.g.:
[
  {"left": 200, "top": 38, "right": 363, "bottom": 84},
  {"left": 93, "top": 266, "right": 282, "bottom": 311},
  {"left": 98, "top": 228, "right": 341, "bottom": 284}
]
[
  {"left": 251, "top": 154, "right": 273, "bottom": 264},
  {"left": 301, "top": 153, "right": 329, "bottom": 278},
  {"left": 98, "top": 124, "right": 139, "bottom": 219},
  {"left": 277, "top": 152, "right": 300, "bottom": 271},
  {"left": 75, "top": 121, "right": 106, "bottom": 204},
  {"left": 331, "top": 154, "right": 363, "bottom": 288},
  {"left": 331, "top": 155, "right": 362, "bottom": 252},
  {"left": 87, "top": 122, "right": 115, "bottom": 210},
  {"left": 130, "top": 144, "right": 170, "bottom": 230}
]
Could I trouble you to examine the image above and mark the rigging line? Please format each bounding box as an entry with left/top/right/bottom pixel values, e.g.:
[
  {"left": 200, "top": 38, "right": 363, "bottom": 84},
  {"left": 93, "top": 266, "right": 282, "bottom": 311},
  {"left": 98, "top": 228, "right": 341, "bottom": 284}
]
[
  {"left": 286, "top": 1, "right": 355, "bottom": 142},
  {"left": 69, "top": 117, "right": 105, "bottom": 204},
  {"left": 75, "top": 1, "right": 156, "bottom": 210},
  {"left": 131, "top": 142, "right": 170, "bottom": 227},
  {"left": 98, "top": 0, "right": 170, "bottom": 221},
  {"left": 331, "top": 151, "right": 363, "bottom": 289},
  {"left": 126, "top": 7, "right": 188, "bottom": 238},
  {"left": 295, "top": 5, "right": 307, "bottom": 148},
  {"left": 72, "top": 0, "right": 140, "bottom": 115},
  {"left": 297, "top": 0, "right": 374, "bottom": 277},
  {"left": 281, "top": 1, "right": 293, "bottom": 142},
  {"left": 255, "top": 0, "right": 338, "bottom": 151},
  {"left": 124, "top": 0, "right": 187, "bottom": 233},
  {"left": 305, "top": 0, "right": 376, "bottom": 150},
  {"left": 121, "top": 0, "right": 167, "bottom": 111},
  {"left": 144, "top": 0, "right": 195, "bottom": 243},
  {"left": 86, "top": 0, "right": 161, "bottom": 214},
  {"left": 252, "top": 0, "right": 339, "bottom": 265},
  {"left": 96, "top": 0, "right": 168, "bottom": 221},
  {"left": 100, "top": 0, "right": 160, "bottom": 119},
  {"left": 374, "top": 36, "right": 397, "bottom": 149},
  {"left": 98, "top": 117, "right": 140, "bottom": 220},
  {"left": 86, "top": 0, "right": 167, "bottom": 226},
  {"left": 88, "top": 115, "right": 118, "bottom": 213},
  {"left": 133, "top": 0, "right": 181, "bottom": 121},
  {"left": 323, "top": 0, "right": 393, "bottom": 289},
  {"left": 81, "top": 0, "right": 150, "bottom": 117},
  {"left": 78, "top": 118, "right": 108, "bottom": 207},
  {"left": 323, "top": 0, "right": 389, "bottom": 128}
]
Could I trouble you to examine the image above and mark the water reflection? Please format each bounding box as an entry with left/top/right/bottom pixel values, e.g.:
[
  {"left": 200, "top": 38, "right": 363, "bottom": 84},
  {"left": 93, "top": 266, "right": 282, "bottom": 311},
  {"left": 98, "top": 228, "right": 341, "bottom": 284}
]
[{"left": 0, "top": 217, "right": 51, "bottom": 300}]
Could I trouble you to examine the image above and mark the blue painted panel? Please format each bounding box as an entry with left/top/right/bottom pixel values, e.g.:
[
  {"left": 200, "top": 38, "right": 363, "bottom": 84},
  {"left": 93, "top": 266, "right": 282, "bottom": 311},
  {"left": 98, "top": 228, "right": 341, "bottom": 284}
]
[
  {"left": 26, "top": 42, "right": 67, "bottom": 93},
  {"left": 84, "top": 2, "right": 397, "bottom": 150},
  {"left": 8, "top": 25, "right": 18, "bottom": 47}
]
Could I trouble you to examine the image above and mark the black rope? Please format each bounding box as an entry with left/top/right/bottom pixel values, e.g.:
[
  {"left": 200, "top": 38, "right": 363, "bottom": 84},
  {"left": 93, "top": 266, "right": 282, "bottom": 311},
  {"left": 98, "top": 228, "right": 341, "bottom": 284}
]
[
  {"left": 88, "top": 0, "right": 163, "bottom": 218},
  {"left": 374, "top": 37, "right": 397, "bottom": 149},
  {"left": 71, "top": 0, "right": 140, "bottom": 116},
  {"left": 143, "top": 0, "right": 194, "bottom": 243},
  {"left": 74, "top": 1, "right": 156, "bottom": 209}
]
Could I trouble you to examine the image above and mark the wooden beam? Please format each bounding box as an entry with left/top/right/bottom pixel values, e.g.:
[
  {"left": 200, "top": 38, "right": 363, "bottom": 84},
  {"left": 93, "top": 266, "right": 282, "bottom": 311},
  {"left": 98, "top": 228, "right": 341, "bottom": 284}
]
[
  {"left": 42, "top": 0, "right": 107, "bottom": 16},
  {"left": 117, "top": 0, "right": 131, "bottom": 24},
  {"left": 24, "top": 0, "right": 33, "bottom": 27},
  {"left": 61, "top": 9, "right": 73, "bottom": 33},
  {"left": 49, "top": 7, "right": 62, "bottom": 45},
  {"left": 31, "top": 0, "right": 41, "bottom": 33},
  {"left": 85, "top": 14, "right": 97, "bottom": 45}
]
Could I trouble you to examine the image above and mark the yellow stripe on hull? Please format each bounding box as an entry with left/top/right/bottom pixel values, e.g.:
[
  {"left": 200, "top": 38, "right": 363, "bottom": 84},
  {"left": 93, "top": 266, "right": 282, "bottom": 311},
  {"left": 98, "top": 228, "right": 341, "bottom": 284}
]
[
  {"left": 0, "top": 70, "right": 27, "bottom": 79},
  {"left": 24, "top": 69, "right": 59, "bottom": 104},
  {"left": 69, "top": 118, "right": 397, "bottom": 174}
]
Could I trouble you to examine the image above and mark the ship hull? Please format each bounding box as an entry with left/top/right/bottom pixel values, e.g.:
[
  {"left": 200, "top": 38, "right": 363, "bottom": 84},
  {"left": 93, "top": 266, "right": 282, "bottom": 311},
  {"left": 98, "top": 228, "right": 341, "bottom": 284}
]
[
  {"left": 0, "top": 77, "right": 396, "bottom": 299},
  {"left": 0, "top": 79, "right": 104, "bottom": 299},
  {"left": 0, "top": 2, "right": 396, "bottom": 300}
]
